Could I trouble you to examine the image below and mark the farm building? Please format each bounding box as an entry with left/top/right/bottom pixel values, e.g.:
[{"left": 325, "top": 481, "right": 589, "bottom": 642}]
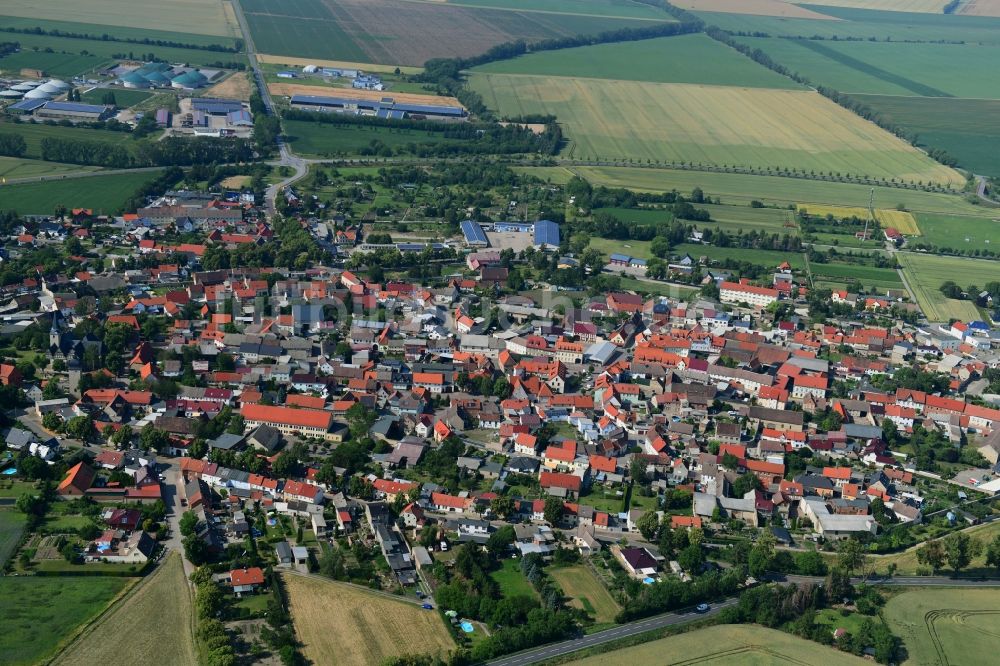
[
  {"left": 289, "top": 94, "right": 467, "bottom": 122},
  {"left": 494, "top": 222, "right": 534, "bottom": 233},
  {"left": 533, "top": 220, "right": 560, "bottom": 250},
  {"left": 192, "top": 98, "right": 244, "bottom": 115},
  {"left": 35, "top": 101, "right": 111, "bottom": 122},
  {"left": 171, "top": 70, "right": 208, "bottom": 90},
  {"left": 227, "top": 109, "right": 253, "bottom": 127},
  {"left": 6, "top": 98, "right": 47, "bottom": 115},
  {"left": 461, "top": 220, "right": 489, "bottom": 248},
  {"left": 155, "top": 108, "right": 170, "bottom": 127}
]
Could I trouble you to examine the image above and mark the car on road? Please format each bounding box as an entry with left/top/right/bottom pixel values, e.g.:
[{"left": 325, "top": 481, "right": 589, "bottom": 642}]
[{"left": 695, "top": 603, "right": 710, "bottom": 613}]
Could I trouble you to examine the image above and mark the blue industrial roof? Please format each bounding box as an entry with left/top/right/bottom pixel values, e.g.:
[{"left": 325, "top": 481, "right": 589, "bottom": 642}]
[
  {"left": 42, "top": 101, "right": 107, "bottom": 113},
  {"left": 461, "top": 220, "right": 488, "bottom": 245},
  {"left": 191, "top": 97, "right": 242, "bottom": 113},
  {"left": 610, "top": 253, "right": 630, "bottom": 262},
  {"left": 8, "top": 98, "right": 46, "bottom": 112},
  {"left": 291, "top": 94, "right": 465, "bottom": 118},
  {"left": 533, "top": 219, "right": 560, "bottom": 247},
  {"left": 227, "top": 109, "right": 253, "bottom": 124}
]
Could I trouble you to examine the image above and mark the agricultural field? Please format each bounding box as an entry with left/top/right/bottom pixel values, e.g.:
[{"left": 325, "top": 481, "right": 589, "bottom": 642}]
[
  {"left": 241, "top": 0, "right": 661, "bottom": 67},
  {"left": 737, "top": 38, "right": 1000, "bottom": 98},
  {"left": 470, "top": 74, "right": 964, "bottom": 186},
  {"left": 0, "top": 156, "right": 99, "bottom": 180},
  {"left": 284, "top": 573, "right": 455, "bottom": 666},
  {"left": 256, "top": 54, "right": 423, "bottom": 76},
  {"left": 851, "top": 95, "right": 1000, "bottom": 178},
  {"left": 79, "top": 88, "right": 154, "bottom": 108},
  {"left": 0, "top": 576, "right": 130, "bottom": 666},
  {"left": 0, "top": 0, "right": 237, "bottom": 37},
  {"left": 799, "top": 205, "right": 920, "bottom": 235},
  {"left": 0, "top": 508, "right": 28, "bottom": 567},
  {"left": 913, "top": 211, "right": 1000, "bottom": 251},
  {"left": 959, "top": 0, "right": 1000, "bottom": 16},
  {"left": 802, "top": 0, "right": 950, "bottom": 12},
  {"left": 0, "top": 170, "right": 162, "bottom": 215},
  {"left": 548, "top": 565, "right": 620, "bottom": 624},
  {"left": 884, "top": 588, "right": 1000, "bottom": 666},
  {"left": 557, "top": 166, "right": 984, "bottom": 215},
  {"left": 565, "top": 623, "right": 866, "bottom": 665},
  {"left": 0, "top": 121, "right": 138, "bottom": 161},
  {"left": 0, "top": 51, "right": 109, "bottom": 78},
  {"left": 673, "top": 0, "right": 838, "bottom": 19},
  {"left": 595, "top": 204, "right": 798, "bottom": 235},
  {"left": 808, "top": 262, "right": 904, "bottom": 291},
  {"left": 52, "top": 554, "right": 196, "bottom": 666},
  {"left": 898, "top": 252, "right": 989, "bottom": 321},
  {"left": 471, "top": 34, "right": 802, "bottom": 88},
  {"left": 282, "top": 120, "right": 468, "bottom": 157},
  {"left": 438, "top": 0, "right": 675, "bottom": 20}
]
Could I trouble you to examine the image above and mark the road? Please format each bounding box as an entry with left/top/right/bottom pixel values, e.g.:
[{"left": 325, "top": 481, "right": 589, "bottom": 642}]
[
  {"left": 486, "top": 598, "right": 738, "bottom": 666},
  {"left": 229, "top": 0, "right": 308, "bottom": 214}
]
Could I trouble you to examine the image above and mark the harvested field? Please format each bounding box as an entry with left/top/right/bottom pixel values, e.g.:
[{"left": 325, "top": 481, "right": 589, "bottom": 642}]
[
  {"left": 673, "top": 0, "right": 838, "bottom": 18},
  {"left": 441, "top": 0, "right": 674, "bottom": 20},
  {"left": 805, "top": 0, "right": 949, "bottom": 11},
  {"left": 565, "top": 624, "right": 866, "bottom": 665},
  {"left": 242, "top": 0, "right": 660, "bottom": 66},
  {"left": 798, "top": 205, "right": 920, "bottom": 234},
  {"left": 269, "top": 82, "right": 463, "bottom": 108},
  {"left": 257, "top": 54, "right": 423, "bottom": 75},
  {"left": 958, "top": 0, "right": 1000, "bottom": 16},
  {"left": 898, "top": 253, "right": 988, "bottom": 322},
  {"left": 0, "top": 0, "right": 236, "bottom": 36},
  {"left": 202, "top": 72, "right": 253, "bottom": 101},
  {"left": 53, "top": 554, "right": 196, "bottom": 666},
  {"left": 284, "top": 573, "right": 455, "bottom": 666},
  {"left": 469, "top": 74, "right": 964, "bottom": 186},
  {"left": 884, "top": 588, "right": 1000, "bottom": 666},
  {"left": 549, "top": 565, "right": 620, "bottom": 624}
]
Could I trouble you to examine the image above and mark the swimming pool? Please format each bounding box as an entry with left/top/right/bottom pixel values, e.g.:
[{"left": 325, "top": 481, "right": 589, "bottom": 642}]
[
  {"left": 460, "top": 622, "right": 474, "bottom": 633},
  {"left": 2, "top": 468, "right": 17, "bottom": 476}
]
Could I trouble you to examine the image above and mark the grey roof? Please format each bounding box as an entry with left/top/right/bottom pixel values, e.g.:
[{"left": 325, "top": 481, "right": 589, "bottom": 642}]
[
  {"left": 210, "top": 433, "right": 246, "bottom": 450},
  {"left": 533, "top": 220, "right": 560, "bottom": 247},
  {"left": 275, "top": 541, "right": 292, "bottom": 561},
  {"left": 42, "top": 101, "right": 107, "bottom": 114},
  {"left": 461, "top": 220, "right": 488, "bottom": 245}
]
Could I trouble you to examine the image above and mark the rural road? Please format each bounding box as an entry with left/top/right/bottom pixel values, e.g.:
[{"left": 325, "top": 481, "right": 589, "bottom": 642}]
[{"left": 485, "top": 598, "right": 739, "bottom": 666}]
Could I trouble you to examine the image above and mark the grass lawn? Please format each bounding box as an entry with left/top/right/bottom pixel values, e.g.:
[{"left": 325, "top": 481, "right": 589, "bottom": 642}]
[
  {"left": 472, "top": 34, "right": 800, "bottom": 88},
  {"left": 808, "top": 262, "right": 903, "bottom": 289},
  {"left": 0, "top": 156, "right": 99, "bottom": 180},
  {"left": 0, "top": 170, "right": 161, "bottom": 215},
  {"left": 284, "top": 573, "right": 455, "bottom": 665},
  {"left": 0, "top": 508, "right": 28, "bottom": 566},
  {"left": 578, "top": 487, "right": 627, "bottom": 514},
  {"left": 33, "top": 558, "right": 146, "bottom": 574},
  {"left": 79, "top": 88, "right": 154, "bottom": 108},
  {"left": 282, "top": 120, "right": 466, "bottom": 158},
  {"left": 617, "top": 277, "right": 698, "bottom": 299},
  {"left": 815, "top": 608, "right": 869, "bottom": 636},
  {"left": 564, "top": 623, "right": 866, "bottom": 665},
  {"left": 43, "top": 513, "right": 93, "bottom": 533},
  {"left": 549, "top": 564, "right": 620, "bottom": 624},
  {"left": 0, "top": 479, "right": 38, "bottom": 499},
  {"left": 914, "top": 212, "right": 1000, "bottom": 254},
  {"left": 52, "top": 553, "right": 195, "bottom": 666},
  {"left": 491, "top": 558, "right": 538, "bottom": 599},
  {"left": 897, "top": 253, "right": 988, "bottom": 322},
  {"left": 883, "top": 588, "right": 1000, "bottom": 666},
  {"left": 596, "top": 204, "right": 797, "bottom": 235},
  {"left": 0, "top": 576, "right": 130, "bottom": 666}
]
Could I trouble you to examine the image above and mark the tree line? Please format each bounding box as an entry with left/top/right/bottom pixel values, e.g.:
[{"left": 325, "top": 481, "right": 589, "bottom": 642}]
[
  {"left": 0, "top": 132, "right": 27, "bottom": 158},
  {"left": 38, "top": 136, "right": 254, "bottom": 168},
  {"left": 0, "top": 25, "right": 242, "bottom": 52}
]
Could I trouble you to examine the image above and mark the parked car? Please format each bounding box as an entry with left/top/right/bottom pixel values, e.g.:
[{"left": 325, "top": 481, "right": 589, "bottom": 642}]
[{"left": 696, "top": 603, "right": 710, "bottom": 613}]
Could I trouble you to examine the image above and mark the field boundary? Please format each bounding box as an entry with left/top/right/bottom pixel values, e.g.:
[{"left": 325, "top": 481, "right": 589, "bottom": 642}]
[{"left": 39, "top": 576, "right": 140, "bottom": 666}]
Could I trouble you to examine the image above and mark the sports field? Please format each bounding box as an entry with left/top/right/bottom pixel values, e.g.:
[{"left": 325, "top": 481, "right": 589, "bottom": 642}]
[
  {"left": 555, "top": 166, "right": 982, "bottom": 214},
  {"left": 0, "top": 171, "right": 161, "bottom": 215},
  {"left": 0, "top": 576, "right": 131, "bottom": 666},
  {"left": 285, "top": 573, "right": 455, "bottom": 666},
  {"left": 471, "top": 34, "right": 801, "bottom": 88},
  {"left": 738, "top": 38, "right": 1000, "bottom": 98},
  {"left": 798, "top": 205, "right": 920, "bottom": 235},
  {"left": 53, "top": 554, "right": 195, "bottom": 666},
  {"left": 241, "top": 0, "right": 659, "bottom": 66},
  {"left": 898, "top": 253, "right": 988, "bottom": 321},
  {"left": 884, "top": 588, "right": 1000, "bottom": 666},
  {"left": 851, "top": 94, "right": 1000, "bottom": 178},
  {"left": 913, "top": 212, "right": 1000, "bottom": 251},
  {"left": 564, "top": 624, "right": 866, "bottom": 665},
  {"left": 0, "top": 0, "right": 237, "bottom": 36},
  {"left": 470, "top": 74, "right": 963, "bottom": 186},
  {"left": 549, "top": 565, "right": 620, "bottom": 624}
]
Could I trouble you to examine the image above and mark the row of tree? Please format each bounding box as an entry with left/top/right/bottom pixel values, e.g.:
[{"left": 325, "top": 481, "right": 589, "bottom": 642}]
[{"left": 38, "top": 136, "right": 254, "bottom": 168}]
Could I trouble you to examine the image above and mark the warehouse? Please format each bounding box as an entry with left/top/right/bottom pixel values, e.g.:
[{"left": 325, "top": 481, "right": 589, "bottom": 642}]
[
  {"left": 533, "top": 220, "right": 560, "bottom": 250},
  {"left": 35, "top": 101, "right": 111, "bottom": 122},
  {"left": 289, "top": 94, "right": 466, "bottom": 122},
  {"left": 192, "top": 98, "right": 244, "bottom": 115},
  {"left": 461, "top": 220, "right": 489, "bottom": 247}
]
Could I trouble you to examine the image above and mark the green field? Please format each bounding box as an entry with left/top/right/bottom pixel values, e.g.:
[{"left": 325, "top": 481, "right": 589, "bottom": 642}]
[
  {"left": 0, "top": 170, "right": 161, "bottom": 214},
  {"left": 80, "top": 88, "right": 154, "bottom": 108},
  {"left": 470, "top": 74, "right": 962, "bottom": 185},
  {"left": 554, "top": 166, "right": 983, "bottom": 214},
  {"left": 884, "top": 588, "right": 1000, "bottom": 666},
  {"left": 0, "top": 121, "right": 139, "bottom": 161},
  {"left": 490, "top": 558, "right": 538, "bottom": 598},
  {"left": 914, "top": 212, "right": 1000, "bottom": 253},
  {"left": 596, "top": 204, "right": 797, "bottom": 235},
  {"left": 0, "top": 576, "right": 130, "bottom": 666},
  {"left": 472, "top": 34, "right": 801, "bottom": 88},
  {"left": 737, "top": 38, "right": 1000, "bottom": 98},
  {"left": 549, "top": 564, "right": 620, "bottom": 624},
  {"left": 849, "top": 95, "right": 1000, "bottom": 178},
  {"left": 564, "top": 623, "right": 867, "bottom": 665},
  {"left": 243, "top": 0, "right": 659, "bottom": 66},
  {"left": 0, "top": 508, "right": 28, "bottom": 567},
  {"left": 699, "top": 6, "right": 1000, "bottom": 44},
  {"left": 0, "top": 50, "right": 109, "bottom": 77},
  {"left": 440, "top": 0, "right": 674, "bottom": 19},
  {"left": 0, "top": 156, "right": 100, "bottom": 180},
  {"left": 283, "top": 120, "right": 466, "bottom": 157},
  {"left": 808, "top": 262, "right": 904, "bottom": 290},
  {"left": 898, "top": 253, "right": 989, "bottom": 322},
  {"left": 0, "top": 0, "right": 236, "bottom": 37},
  {"left": 0, "top": 16, "right": 240, "bottom": 47}
]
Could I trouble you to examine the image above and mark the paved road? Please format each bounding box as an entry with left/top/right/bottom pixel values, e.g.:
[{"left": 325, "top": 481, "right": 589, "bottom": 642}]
[{"left": 485, "top": 598, "right": 738, "bottom": 666}]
